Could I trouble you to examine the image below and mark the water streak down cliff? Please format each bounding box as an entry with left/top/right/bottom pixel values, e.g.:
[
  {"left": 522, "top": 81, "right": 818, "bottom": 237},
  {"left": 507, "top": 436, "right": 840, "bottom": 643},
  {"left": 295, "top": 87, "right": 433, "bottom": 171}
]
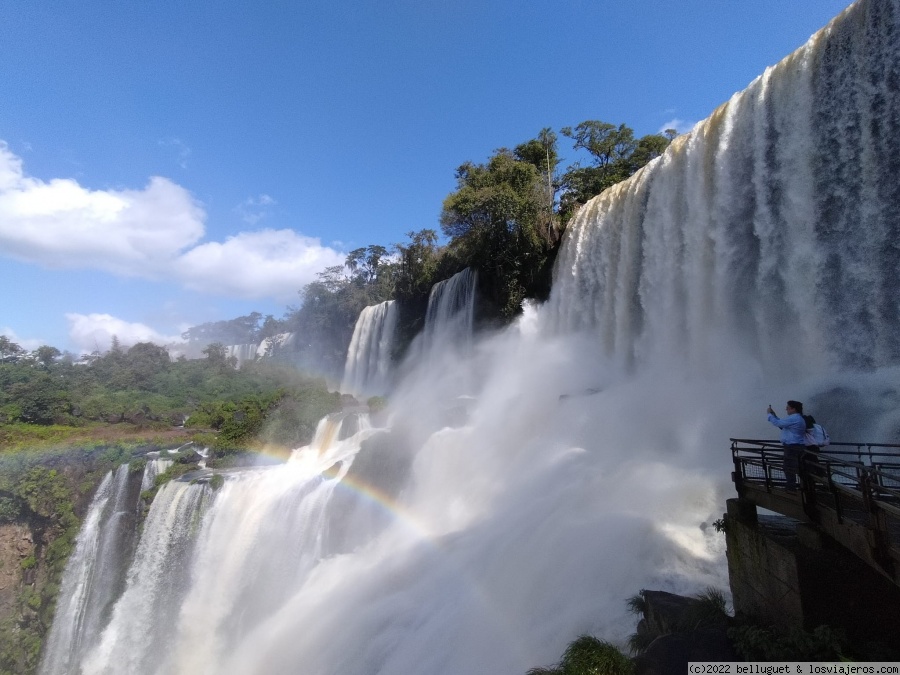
[
  {"left": 40, "top": 465, "right": 142, "bottom": 675},
  {"left": 422, "top": 267, "right": 477, "bottom": 353},
  {"left": 341, "top": 300, "right": 398, "bottom": 397}
]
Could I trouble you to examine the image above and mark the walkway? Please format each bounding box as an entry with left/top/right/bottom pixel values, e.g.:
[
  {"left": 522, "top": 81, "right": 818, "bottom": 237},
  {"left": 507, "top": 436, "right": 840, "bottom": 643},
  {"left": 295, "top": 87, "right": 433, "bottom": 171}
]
[{"left": 730, "top": 439, "right": 900, "bottom": 587}]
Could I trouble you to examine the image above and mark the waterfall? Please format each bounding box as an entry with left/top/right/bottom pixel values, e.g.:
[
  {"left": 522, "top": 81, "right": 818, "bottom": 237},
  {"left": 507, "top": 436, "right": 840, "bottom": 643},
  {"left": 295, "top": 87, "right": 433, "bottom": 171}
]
[
  {"left": 224, "top": 343, "right": 257, "bottom": 367},
  {"left": 79, "top": 413, "right": 378, "bottom": 675},
  {"left": 422, "top": 267, "right": 477, "bottom": 351},
  {"left": 547, "top": 0, "right": 900, "bottom": 374},
  {"left": 257, "top": 332, "right": 295, "bottom": 359},
  {"left": 341, "top": 300, "right": 398, "bottom": 397},
  {"left": 226, "top": 333, "right": 297, "bottom": 367},
  {"left": 39, "top": 465, "right": 139, "bottom": 675},
  {"left": 140, "top": 456, "right": 173, "bottom": 492},
  {"left": 42, "top": 2, "right": 900, "bottom": 673}
]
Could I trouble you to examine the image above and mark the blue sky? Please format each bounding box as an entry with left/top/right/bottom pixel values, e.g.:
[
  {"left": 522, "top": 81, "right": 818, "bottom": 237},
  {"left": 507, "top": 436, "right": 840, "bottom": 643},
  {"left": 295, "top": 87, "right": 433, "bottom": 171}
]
[{"left": 0, "top": 0, "right": 851, "bottom": 354}]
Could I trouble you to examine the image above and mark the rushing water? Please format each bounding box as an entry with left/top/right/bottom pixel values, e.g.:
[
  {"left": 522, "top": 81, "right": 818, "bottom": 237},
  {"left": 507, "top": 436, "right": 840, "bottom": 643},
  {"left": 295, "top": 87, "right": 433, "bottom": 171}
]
[
  {"left": 341, "top": 300, "right": 398, "bottom": 397},
  {"left": 224, "top": 343, "right": 257, "bottom": 368},
  {"left": 40, "top": 465, "right": 141, "bottom": 675},
  {"left": 421, "top": 267, "right": 477, "bottom": 353},
  {"left": 41, "top": 1, "right": 900, "bottom": 672},
  {"left": 140, "top": 457, "right": 174, "bottom": 492}
]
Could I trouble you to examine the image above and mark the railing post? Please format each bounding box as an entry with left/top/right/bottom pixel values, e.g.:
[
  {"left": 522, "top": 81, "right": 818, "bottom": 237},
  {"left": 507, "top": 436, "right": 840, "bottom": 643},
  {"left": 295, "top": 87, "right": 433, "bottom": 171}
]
[
  {"left": 800, "top": 451, "right": 819, "bottom": 521},
  {"left": 860, "top": 472, "right": 895, "bottom": 576},
  {"left": 731, "top": 441, "right": 744, "bottom": 496},
  {"left": 826, "top": 460, "right": 844, "bottom": 524}
]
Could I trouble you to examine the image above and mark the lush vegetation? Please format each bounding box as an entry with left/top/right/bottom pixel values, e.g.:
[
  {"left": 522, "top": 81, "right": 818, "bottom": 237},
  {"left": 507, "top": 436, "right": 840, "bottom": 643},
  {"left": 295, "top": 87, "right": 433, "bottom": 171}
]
[
  {"left": 0, "top": 335, "right": 340, "bottom": 455},
  {"left": 527, "top": 635, "right": 634, "bottom": 675}
]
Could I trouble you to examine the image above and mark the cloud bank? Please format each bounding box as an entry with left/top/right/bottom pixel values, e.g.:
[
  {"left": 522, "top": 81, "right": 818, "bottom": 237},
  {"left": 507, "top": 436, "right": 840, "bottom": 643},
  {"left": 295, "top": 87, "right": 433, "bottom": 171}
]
[
  {"left": 0, "top": 142, "right": 344, "bottom": 301},
  {"left": 65, "top": 313, "right": 185, "bottom": 353}
]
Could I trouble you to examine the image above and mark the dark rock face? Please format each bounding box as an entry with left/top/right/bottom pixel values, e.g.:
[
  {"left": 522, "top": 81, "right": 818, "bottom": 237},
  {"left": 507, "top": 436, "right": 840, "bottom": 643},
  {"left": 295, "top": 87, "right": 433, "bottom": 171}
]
[
  {"left": 641, "top": 590, "right": 698, "bottom": 635},
  {"left": 632, "top": 590, "right": 737, "bottom": 675},
  {"left": 634, "top": 628, "right": 737, "bottom": 675}
]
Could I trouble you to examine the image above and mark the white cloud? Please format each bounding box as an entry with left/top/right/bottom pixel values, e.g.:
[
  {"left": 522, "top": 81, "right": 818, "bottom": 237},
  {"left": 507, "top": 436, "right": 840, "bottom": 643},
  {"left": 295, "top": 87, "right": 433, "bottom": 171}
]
[
  {"left": 0, "top": 142, "right": 205, "bottom": 275},
  {"left": 176, "top": 228, "right": 345, "bottom": 301},
  {"left": 0, "top": 141, "right": 345, "bottom": 301},
  {"left": 66, "top": 313, "right": 184, "bottom": 353},
  {"left": 0, "top": 326, "right": 43, "bottom": 351},
  {"left": 659, "top": 118, "right": 698, "bottom": 135}
]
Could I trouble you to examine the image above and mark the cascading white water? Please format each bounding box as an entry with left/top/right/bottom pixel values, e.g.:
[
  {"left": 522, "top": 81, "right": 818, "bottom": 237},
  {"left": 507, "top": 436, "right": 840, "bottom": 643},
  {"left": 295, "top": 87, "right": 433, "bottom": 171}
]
[
  {"left": 79, "top": 413, "right": 378, "bottom": 675},
  {"left": 257, "top": 331, "right": 295, "bottom": 359},
  {"left": 139, "top": 457, "right": 173, "bottom": 492},
  {"left": 421, "top": 267, "right": 477, "bottom": 351},
  {"left": 341, "top": 300, "right": 398, "bottom": 397},
  {"left": 224, "top": 343, "right": 257, "bottom": 367},
  {"left": 43, "top": 1, "right": 900, "bottom": 672},
  {"left": 80, "top": 479, "right": 214, "bottom": 675},
  {"left": 39, "top": 465, "right": 138, "bottom": 675},
  {"left": 547, "top": 0, "right": 900, "bottom": 377}
]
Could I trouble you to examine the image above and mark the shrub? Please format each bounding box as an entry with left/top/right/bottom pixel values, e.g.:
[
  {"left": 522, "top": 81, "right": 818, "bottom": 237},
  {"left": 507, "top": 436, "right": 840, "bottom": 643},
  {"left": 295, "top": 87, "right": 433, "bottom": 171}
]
[{"left": 527, "top": 635, "right": 633, "bottom": 675}]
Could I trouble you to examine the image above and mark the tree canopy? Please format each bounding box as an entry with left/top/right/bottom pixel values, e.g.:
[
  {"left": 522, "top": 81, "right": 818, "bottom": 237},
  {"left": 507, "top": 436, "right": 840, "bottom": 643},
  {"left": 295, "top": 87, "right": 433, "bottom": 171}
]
[{"left": 558, "top": 120, "right": 672, "bottom": 222}]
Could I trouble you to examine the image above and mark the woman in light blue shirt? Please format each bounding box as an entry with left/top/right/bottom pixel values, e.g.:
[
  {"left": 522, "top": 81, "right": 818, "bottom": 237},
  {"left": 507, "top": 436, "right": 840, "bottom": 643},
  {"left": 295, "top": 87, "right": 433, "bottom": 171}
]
[{"left": 767, "top": 400, "right": 806, "bottom": 491}]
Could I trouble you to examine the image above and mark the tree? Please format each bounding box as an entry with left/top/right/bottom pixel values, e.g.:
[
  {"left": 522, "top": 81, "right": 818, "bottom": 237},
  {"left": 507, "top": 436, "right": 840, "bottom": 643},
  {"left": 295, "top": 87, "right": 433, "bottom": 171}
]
[
  {"left": 561, "top": 121, "right": 636, "bottom": 168},
  {"left": 515, "top": 128, "right": 562, "bottom": 245},
  {"left": 625, "top": 133, "right": 671, "bottom": 174},
  {"left": 258, "top": 315, "right": 287, "bottom": 341},
  {"left": 559, "top": 120, "right": 672, "bottom": 222},
  {"left": 0, "top": 336, "right": 24, "bottom": 363},
  {"left": 124, "top": 342, "right": 171, "bottom": 386},
  {"left": 8, "top": 373, "right": 70, "bottom": 424},
  {"left": 393, "top": 229, "right": 441, "bottom": 302},
  {"left": 182, "top": 312, "right": 265, "bottom": 346},
  {"left": 440, "top": 145, "right": 551, "bottom": 316},
  {"left": 202, "top": 343, "right": 231, "bottom": 369},
  {"left": 514, "top": 127, "right": 559, "bottom": 175},
  {"left": 345, "top": 245, "right": 389, "bottom": 285},
  {"left": 33, "top": 345, "right": 61, "bottom": 369}
]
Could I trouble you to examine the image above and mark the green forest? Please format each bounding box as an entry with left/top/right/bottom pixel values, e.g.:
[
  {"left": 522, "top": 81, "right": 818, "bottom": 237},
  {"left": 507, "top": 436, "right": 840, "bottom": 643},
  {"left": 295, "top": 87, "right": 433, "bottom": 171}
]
[{"left": 0, "top": 335, "right": 339, "bottom": 452}]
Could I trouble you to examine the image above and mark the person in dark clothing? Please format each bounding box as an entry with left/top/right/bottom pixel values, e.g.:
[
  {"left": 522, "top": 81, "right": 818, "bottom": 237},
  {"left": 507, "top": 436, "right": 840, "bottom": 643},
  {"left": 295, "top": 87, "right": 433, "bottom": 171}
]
[{"left": 767, "top": 400, "right": 806, "bottom": 491}]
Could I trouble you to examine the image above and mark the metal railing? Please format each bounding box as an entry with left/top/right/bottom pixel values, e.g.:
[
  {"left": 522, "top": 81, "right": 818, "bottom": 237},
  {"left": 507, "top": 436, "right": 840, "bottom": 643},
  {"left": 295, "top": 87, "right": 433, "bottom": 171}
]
[{"left": 730, "top": 439, "right": 900, "bottom": 585}]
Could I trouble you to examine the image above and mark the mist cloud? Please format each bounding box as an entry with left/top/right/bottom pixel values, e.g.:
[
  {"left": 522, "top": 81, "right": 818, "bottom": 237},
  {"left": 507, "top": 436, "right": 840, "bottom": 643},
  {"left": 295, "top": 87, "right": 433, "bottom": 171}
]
[
  {"left": 65, "top": 312, "right": 184, "bottom": 353},
  {"left": 0, "top": 142, "right": 343, "bottom": 300}
]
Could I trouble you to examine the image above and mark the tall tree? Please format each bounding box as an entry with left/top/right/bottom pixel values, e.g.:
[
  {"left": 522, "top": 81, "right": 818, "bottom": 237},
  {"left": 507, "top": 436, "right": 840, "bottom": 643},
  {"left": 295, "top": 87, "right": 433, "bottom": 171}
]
[
  {"left": 515, "top": 128, "right": 562, "bottom": 245},
  {"left": 559, "top": 120, "right": 671, "bottom": 222},
  {"left": 392, "top": 229, "right": 441, "bottom": 303},
  {"left": 33, "top": 345, "right": 61, "bottom": 369},
  {"left": 0, "top": 336, "right": 24, "bottom": 363},
  {"left": 441, "top": 145, "right": 551, "bottom": 316},
  {"left": 346, "top": 245, "right": 389, "bottom": 285}
]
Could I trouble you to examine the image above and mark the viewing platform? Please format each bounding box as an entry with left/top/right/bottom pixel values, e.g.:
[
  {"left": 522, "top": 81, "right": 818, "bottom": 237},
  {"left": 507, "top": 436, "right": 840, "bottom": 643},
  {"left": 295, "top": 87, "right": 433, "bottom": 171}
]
[
  {"left": 725, "top": 440, "right": 900, "bottom": 645},
  {"left": 730, "top": 439, "right": 900, "bottom": 586}
]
